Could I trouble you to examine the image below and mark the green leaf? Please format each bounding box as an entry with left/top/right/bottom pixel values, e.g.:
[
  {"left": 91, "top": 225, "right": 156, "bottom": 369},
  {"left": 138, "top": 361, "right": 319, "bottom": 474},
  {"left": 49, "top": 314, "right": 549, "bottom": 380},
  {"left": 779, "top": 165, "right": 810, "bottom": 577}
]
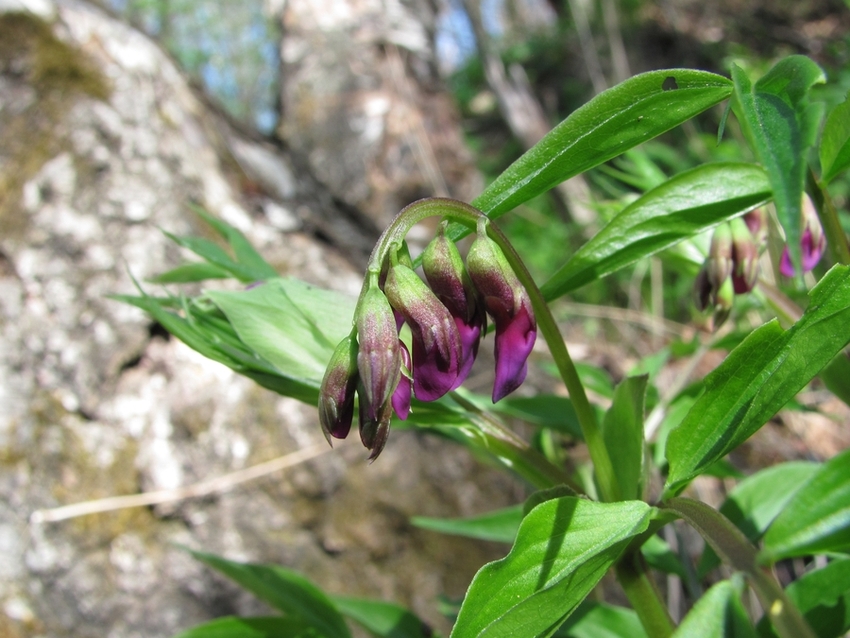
[
  {"left": 540, "top": 163, "right": 771, "bottom": 299},
  {"left": 757, "top": 557, "right": 850, "bottom": 638},
  {"left": 699, "top": 462, "right": 819, "bottom": 576},
  {"left": 163, "top": 231, "right": 268, "bottom": 283},
  {"left": 190, "top": 205, "right": 279, "bottom": 280},
  {"left": 148, "top": 261, "right": 233, "bottom": 284},
  {"left": 818, "top": 352, "right": 850, "bottom": 408},
  {"left": 207, "top": 278, "right": 356, "bottom": 387},
  {"left": 554, "top": 601, "right": 648, "bottom": 638},
  {"left": 601, "top": 375, "right": 648, "bottom": 501},
  {"left": 171, "top": 616, "right": 318, "bottom": 638},
  {"left": 672, "top": 578, "right": 757, "bottom": 638},
  {"left": 641, "top": 534, "right": 689, "bottom": 580},
  {"left": 190, "top": 550, "right": 351, "bottom": 638},
  {"left": 820, "top": 94, "right": 850, "bottom": 183},
  {"left": 450, "top": 498, "right": 651, "bottom": 638},
  {"left": 472, "top": 69, "right": 733, "bottom": 219},
  {"left": 731, "top": 57, "right": 826, "bottom": 275},
  {"left": 411, "top": 505, "right": 523, "bottom": 544},
  {"left": 664, "top": 265, "right": 850, "bottom": 495},
  {"left": 331, "top": 597, "right": 429, "bottom": 638},
  {"left": 494, "top": 395, "right": 583, "bottom": 439},
  {"left": 761, "top": 448, "right": 850, "bottom": 563}
]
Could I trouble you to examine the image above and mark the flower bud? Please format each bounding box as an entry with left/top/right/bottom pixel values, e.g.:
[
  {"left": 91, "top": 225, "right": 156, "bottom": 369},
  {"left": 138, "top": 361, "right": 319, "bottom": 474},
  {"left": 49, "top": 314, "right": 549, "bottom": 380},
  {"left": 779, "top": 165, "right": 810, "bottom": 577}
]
[
  {"left": 356, "top": 273, "right": 402, "bottom": 419},
  {"left": 729, "top": 217, "right": 759, "bottom": 294},
  {"left": 707, "top": 223, "right": 734, "bottom": 289},
  {"left": 357, "top": 382, "right": 393, "bottom": 461},
  {"left": 712, "top": 276, "right": 734, "bottom": 328},
  {"left": 744, "top": 207, "right": 767, "bottom": 250},
  {"left": 466, "top": 217, "right": 537, "bottom": 402},
  {"left": 422, "top": 222, "right": 486, "bottom": 388},
  {"left": 385, "top": 248, "right": 462, "bottom": 402},
  {"left": 318, "top": 335, "right": 359, "bottom": 443},
  {"left": 780, "top": 194, "right": 826, "bottom": 276}
]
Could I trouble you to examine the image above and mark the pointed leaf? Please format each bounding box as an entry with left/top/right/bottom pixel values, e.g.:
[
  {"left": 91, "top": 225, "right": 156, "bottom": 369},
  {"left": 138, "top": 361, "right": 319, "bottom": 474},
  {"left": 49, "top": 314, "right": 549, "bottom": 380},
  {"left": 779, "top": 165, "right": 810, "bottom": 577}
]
[
  {"left": 761, "top": 448, "right": 850, "bottom": 563},
  {"left": 672, "top": 578, "right": 757, "bottom": 638},
  {"left": 540, "top": 163, "right": 771, "bottom": 299},
  {"left": 665, "top": 265, "right": 850, "bottom": 495},
  {"left": 163, "top": 231, "right": 268, "bottom": 283},
  {"left": 190, "top": 551, "right": 351, "bottom": 638},
  {"left": 411, "top": 506, "right": 523, "bottom": 544},
  {"left": 148, "top": 261, "right": 233, "bottom": 284},
  {"left": 732, "top": 57, "right": 825, "bottom": 274},
  {"left": 331, "top": 596, "right": 430, "bottom": 638},
  {"left": 820, "top": 94, "right": 850, "bottom": 183},
  {"left": 601, "top": 375, "right": 648, "bottom": 501},
  {"left": 555, "top": 601, "right": 648, "bottom": 638},
  {"left": 190, "top": 205, "right": 279, "bottom": 279},
  {"left": 207, "top": 278, "right": 356, "bottom": 386},
  {"left": 699, "top": 461, "right": 819, "bottom": 575},
  {"left": 450, "top": 498, "right": 651, "bottom": 638},
  {"left": 472, "top": 69, "right": 733, "bottom": 219},
  {"left": 757, "top": 557, "right": 850, "bottom": 638},
  {"left": 171, "top": 616, "right": 317, "bottom": 638}
]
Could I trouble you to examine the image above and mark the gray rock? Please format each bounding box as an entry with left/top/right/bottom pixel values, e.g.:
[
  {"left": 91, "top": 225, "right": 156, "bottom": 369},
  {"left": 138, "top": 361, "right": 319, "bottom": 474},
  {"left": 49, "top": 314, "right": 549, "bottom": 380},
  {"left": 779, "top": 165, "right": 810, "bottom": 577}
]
[{"left": 0, "top": 2, "right": 521, "bottom": 636}]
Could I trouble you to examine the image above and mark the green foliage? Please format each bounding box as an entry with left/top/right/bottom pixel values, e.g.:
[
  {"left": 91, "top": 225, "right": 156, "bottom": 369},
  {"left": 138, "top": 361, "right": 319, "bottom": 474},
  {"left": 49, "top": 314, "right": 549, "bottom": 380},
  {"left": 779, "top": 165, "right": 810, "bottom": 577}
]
[{"left": 120, "top": 55, "right": 850, "bottom": 638}]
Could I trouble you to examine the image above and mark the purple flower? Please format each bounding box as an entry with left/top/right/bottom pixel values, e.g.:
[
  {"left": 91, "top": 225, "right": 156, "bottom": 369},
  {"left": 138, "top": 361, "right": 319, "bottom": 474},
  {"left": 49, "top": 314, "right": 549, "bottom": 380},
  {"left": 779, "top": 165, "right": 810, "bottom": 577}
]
[
  {"left": 466, "top": 218, "right": 537, "bottom": 402},
  {"left": 779, "top": 195, "right": 826, "bottom": 277},
  {"left": 318, "top": 335, "right": 359, "bottom": 443},
  {"left": 384, "top": 253, "right": 462, "bottom": 402},
  {"left": 422, "top": 222, "right": 486, "bottom": 389},
  {"left": 356, "top": 275, "right": 402, "bottom": 419}
]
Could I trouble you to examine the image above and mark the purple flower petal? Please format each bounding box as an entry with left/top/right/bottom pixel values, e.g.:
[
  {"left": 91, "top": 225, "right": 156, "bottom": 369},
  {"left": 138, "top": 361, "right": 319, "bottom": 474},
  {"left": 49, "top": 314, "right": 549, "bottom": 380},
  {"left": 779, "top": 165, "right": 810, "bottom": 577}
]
[{"left": 492, "top": 302, "right": 536, "bottom": 402}]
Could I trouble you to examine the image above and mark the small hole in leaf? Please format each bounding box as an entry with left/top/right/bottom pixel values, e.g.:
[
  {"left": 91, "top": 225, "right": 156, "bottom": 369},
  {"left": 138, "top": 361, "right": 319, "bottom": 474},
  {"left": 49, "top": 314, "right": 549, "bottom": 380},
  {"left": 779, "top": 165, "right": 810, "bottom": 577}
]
[{"left": 663, "top": 76, "right": 678, "bottom": 91}]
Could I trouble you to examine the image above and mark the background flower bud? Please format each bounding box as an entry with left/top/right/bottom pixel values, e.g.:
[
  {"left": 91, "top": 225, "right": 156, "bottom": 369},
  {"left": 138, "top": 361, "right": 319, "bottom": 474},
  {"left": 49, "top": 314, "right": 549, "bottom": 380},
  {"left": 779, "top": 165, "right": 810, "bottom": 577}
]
[
  {"left": 356, "top": 276, "right": 402, "bottom": 418},
  {"left": 779, "top": 194, "right": 826, "bottom": 276},
  {"left": 391, "top": 342, "right": 412, "bottom": 420},
  {"left": 318, "top": 335, "right": 359, "bottom": 443},
  {"left": 707, "top": 222, "right": 733, "bottom": 289},
  {"left": 385, "top": 255, "right": 462, "bottom": 402},
  {"left": 729, "top": 217, "right": 759, "bottom": 293}
]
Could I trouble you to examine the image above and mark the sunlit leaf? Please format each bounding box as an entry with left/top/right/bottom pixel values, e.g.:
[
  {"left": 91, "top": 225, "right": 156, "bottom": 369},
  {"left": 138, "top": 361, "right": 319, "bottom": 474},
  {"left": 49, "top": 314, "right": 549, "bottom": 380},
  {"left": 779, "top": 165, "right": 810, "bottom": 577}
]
[
  {"left": 190, "top": 550, "right": 351, "bottom": 638},
  {"left": 331, "top": 596, "right": 430, "bottom": 638},
  {"left": 171, "top": 616, "right": 317, "bottom": 638},
  {"left": 757, "top": 557, "right": 850, "bottom": 638},
  {"left": 472, "top": 69, "right": 733, "bottom": 219},
  {"left": 540, "top": 163, "right": 771, "bottom": 299},
  {"left": 554, "top": 601, "right": 648, "bottom": 638},
  {"left": 699, "top": 461, "right": 819, "bottom": 576},
  {"left": 761, "top": 448, "right": 850, "bottom": 563},
  {"left": 451, "top": 498, "right": 651, "bottom": 638},
  {"left": 148, "top": 261, "right": 233, "bottom": 284},
  {"left": 601, "top": 375, "right": 648, "bottom": 501},
  {"left": 671, "top": 578, "right": 757, "bottom": 638},
  {"left": 664, "top": 265, "right": 850, "bottom": 495},
  {"left": 207, "top": 278, "right": 356, "bottom": 386},
  {"left": 411, "top": 506, "right": 523, "bottom": 544}
]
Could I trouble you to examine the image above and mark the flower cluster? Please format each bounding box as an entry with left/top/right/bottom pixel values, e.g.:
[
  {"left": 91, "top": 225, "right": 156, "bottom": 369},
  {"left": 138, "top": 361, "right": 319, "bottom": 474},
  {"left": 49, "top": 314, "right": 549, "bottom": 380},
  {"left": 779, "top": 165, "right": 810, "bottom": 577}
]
[
  {"left": 695, "top": 196, "right": 825, "bottom": 327},
  {"left": 319, "top": 216, "right": 537, "bottom": 460}
]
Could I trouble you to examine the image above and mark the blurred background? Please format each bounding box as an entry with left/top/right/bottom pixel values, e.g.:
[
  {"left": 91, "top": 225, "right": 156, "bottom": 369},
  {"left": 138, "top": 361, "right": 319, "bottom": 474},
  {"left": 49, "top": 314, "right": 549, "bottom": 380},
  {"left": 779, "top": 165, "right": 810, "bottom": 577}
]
[{"left": 1, "top": 0, "right": 849, "bottom": 636}]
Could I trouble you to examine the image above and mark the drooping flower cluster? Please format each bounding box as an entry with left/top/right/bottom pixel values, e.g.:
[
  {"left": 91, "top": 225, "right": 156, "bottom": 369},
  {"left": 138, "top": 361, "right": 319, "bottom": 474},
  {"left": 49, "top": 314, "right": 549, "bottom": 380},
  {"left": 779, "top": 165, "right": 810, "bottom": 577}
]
[
  {"left": 695, "top": 195, "right": 826, "bottom": 327},
  {"left": 319, "top": 217, "right": 537, "bottom": 460}
]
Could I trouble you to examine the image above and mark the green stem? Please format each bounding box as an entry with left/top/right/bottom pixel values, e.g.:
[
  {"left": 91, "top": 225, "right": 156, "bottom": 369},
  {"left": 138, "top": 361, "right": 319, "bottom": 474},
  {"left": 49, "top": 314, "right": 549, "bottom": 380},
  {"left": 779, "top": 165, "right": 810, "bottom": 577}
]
[
  {"left": 616, "top": 552, "right": 675, "bottom": 638},
  {"left": 807, "top": 169, "right": 850, "bottom": 266},
  {"left": 662, "top": 498, "right": 815, "bottom": 638}
]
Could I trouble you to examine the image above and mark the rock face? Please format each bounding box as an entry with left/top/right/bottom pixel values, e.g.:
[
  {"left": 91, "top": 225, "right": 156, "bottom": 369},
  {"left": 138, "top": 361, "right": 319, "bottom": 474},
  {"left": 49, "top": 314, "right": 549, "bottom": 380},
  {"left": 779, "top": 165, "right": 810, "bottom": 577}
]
[{"left": 0, "top": 2, "right": 521, "bottom": 636}]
